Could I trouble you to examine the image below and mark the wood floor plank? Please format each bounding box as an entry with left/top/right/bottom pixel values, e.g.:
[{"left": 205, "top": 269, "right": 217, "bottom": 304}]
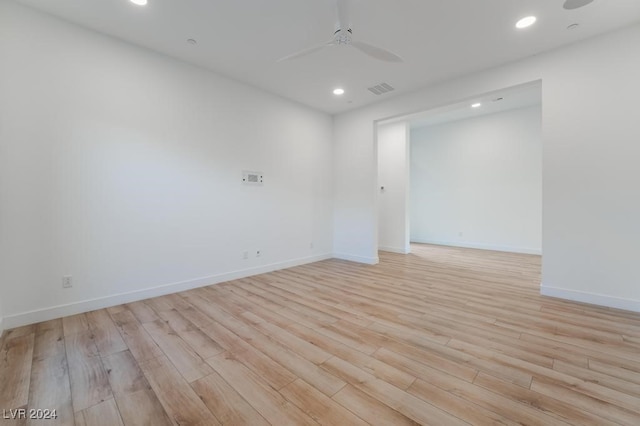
[
  {"left": 285, "top": 322, "right": 416, "bottom": 390},
  {"left": 113, "top": 388, "right": 172, "bottom": 426},
  {"left": 160, "top": 293, "right": 214, "bottom": 329},
  {"left": 553, "top": 359, "right": 640, "bottom": 398},
  {"left": 449, "top": 337, "right": 640, "bottom": 414},
  {"left": 313, "top": 319, "right": 382, "bottom": 355},
  {"left": 374, "top": 347, "right": 569, "bottom": 426},
  {"left": 441, "top": 326, "right": 555, "bottom": 369},
  {"left": 588, "top": 358, "right": 640, "bottom": 385},
  {"left": 201, "top": 321, "right": 298, "bottom": 390},
  {"left": 162, "top": 293, "right": 195, "bottom": 312},
  {"left": 0, "top": 334, "right": 35, "bottom": 410},
  {"left": 101, "top": 349, "right": 172, "bottom": 425},
  {"left": 375, "top": 336, "right": 479, "bottom": 383},
  {"left": 2, "top": 325, "right": 36, "bottom": 341},
  {"left": 445, "top": 338, "right": 534, "bottom": 388},
  {"left": 33, "top": 320, "right": 65, "bottom": 361},
  {"left": 502, "top": 323, "right": 639, "bottom": 362},
  {"left": 27, "top": 353, "right": 74, "bottom": 426},
  {"left": 239, "top": 277, "right": 373, "bottom": 329},
  {"left": 374, "top": 318, "right": 535, "bottom": 387},
  {"left": 212, "top": 283, "right": 339, "bottom": 325},
  {"left": 139, "top": 355, "right": 221, "bottom": 425},
  {"left": 62, "top": 315, "right": 88, "bottom": 337},
  {"left": 154, "top": 308, "right": 224, "bottom": 359},
  {"left": 64, "top": 331, "right": 112, "bottom": 412},
  {"left": 105, "top": 305, "right": 126, "bottom": 316},
  {"left": 520, "top": 332, "right": 640, "bottom": 374},
  {"left": 109, "top": 310, "right": 164, "bottom": 363},
  {"left": 76, "top": 399, "right": 123, "bottom": 426},
  {"left": 321, "top": 355, "right": 468, "bottom": 425},
  {"left": 245, "top": 276, "right": 374, "bottom": 327},
  {"left": 144, "top": 296, "right": 174, "bottom": 313},
  {"left": 331, "top": 384, "right": 420, "bottom": 426},
  {"left": 407, "top": 378, "right": 518, "bottom": 425},
  {"left": 86, "top": 309, "right": 127, "bottom": 356},
  {"left": 531, "top": 376, "right": 640, "bottom": 425},
  {"left": 240, "top": 310, "right": 333, "bottom": 365},
  {"left": 280, "top": 378, "right": 370, "bottom": 426},
  {"left": 199, "top": 295, "right": 346, "bottom": 397},
  {"left": 73, "top": 410, "right": 86, "bottom": 426},
  {"left": 473, "top": 371, "right": 617, "bottom": 426},
  {"left": 206, "top": 352, "right": 318, "bottom": 425},
  {"left": 101, "top": 350, "right": 149, "bottom": 396},
  {"left": 125, "top": 301, "right": 161, "bottom": 324},
  {"left": 142, "top": 319, "right": 213, "bottom": 383},
  {"left": 222, "top": 277, "right": 284, "bottom": 311},
  {"left": 191, "top": 370, "right": 270, "bottom": 426}
]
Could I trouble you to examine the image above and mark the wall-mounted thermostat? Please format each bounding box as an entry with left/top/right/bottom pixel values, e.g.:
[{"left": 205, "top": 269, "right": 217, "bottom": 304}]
[{"left": 242, "top": 171, "right": 263, "bottom": 185}]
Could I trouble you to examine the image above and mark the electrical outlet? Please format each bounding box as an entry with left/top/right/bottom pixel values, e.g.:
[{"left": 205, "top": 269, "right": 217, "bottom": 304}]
[
  {"left": 310, "top": 242, "right": 314, "bottom": 249},
  {"left": 62, "top": 275, "right": 73, "bottom": 288},
  {"left": 243, "top": 251, "right": 248, "bottom": 260},
  {"left": 256, "top": 250, "right": 261, "bottom": 258},
  {"left": 458, "top": 231, "right": 463, "bottom": 237}
]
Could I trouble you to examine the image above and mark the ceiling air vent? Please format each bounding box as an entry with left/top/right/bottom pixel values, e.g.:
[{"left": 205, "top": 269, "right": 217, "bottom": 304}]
[{"left": 368, "top": 82, "right": 395, "bottom": 96}]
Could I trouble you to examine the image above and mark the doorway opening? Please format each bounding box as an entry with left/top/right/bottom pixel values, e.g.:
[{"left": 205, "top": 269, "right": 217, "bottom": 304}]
[{"left": 376, "top": 81, "right": 542, "bottom": 256}]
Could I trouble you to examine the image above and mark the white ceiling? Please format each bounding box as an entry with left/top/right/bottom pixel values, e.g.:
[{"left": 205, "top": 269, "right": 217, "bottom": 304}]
[{"left": 15, "top": 0, "right": 640, "bottom": 114}]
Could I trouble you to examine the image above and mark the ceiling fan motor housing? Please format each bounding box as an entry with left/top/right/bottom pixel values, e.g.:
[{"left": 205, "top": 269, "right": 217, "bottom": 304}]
[{"left": 334, "top": 28, "right": 353, "bottom": 45}]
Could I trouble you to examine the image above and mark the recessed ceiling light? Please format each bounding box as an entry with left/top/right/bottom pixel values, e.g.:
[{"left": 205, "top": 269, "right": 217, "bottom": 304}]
[
  {"left": 333, "top": 88, "right": 345, "bottom": 96},
  {"left": 187, "top": 39, "right": 197, "bottom": 45},
  {"left": 471, "top": 103, "right": 482, "bottom": 108},
  {"left": 130, "top": 0, "right": 147, "bottom": 6},
  {"left": 516, "top": 16, "right": 537, "bottom": 29},
  {"left": 567, "top": 23, "right": 579, "bottom": 30}
]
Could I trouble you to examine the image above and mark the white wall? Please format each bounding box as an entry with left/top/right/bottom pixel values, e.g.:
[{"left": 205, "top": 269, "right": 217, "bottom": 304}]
[
  {"left": 377, "top": 122, "right": 410, "bottom": 254},
  {"left": 333, "top": 24, "right": 640, "bottom": 312},
  {"left": 410, "top": 106, "right": 542, "bottom": 254},
  {"left": 0, "top": 1, "right": 334, "bottom": 328}
]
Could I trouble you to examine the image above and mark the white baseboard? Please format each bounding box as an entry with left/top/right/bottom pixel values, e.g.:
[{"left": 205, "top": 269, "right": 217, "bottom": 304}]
[
  {"left": 0, "top": 316, "right": 4, "bottom": 337},
  {"left": 541, "top": 284, "right": 640, "bottom": 313},
  {"left": 2, "top": 253, "right": 332, "bottom": 330},
  {"left": 378, "top": 246, "right": 411, "bottom": 254},
  {"left": 333, "top": 252, "right": 379, "bottom": 265},
  {"left": 410, "top": 238, "right": 542, "bottom": 255}
]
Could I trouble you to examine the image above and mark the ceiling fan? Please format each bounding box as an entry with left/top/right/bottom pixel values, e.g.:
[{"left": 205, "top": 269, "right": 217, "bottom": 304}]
[{"left": 278, "top": 0, "right": 403, "bottom": 63}]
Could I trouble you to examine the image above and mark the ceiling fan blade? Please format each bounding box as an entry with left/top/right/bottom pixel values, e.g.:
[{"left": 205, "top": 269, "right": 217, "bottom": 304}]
[
  {"left": 351, "top": 41, "right": 403, "bottom": 63},
  {"left": 563, "top": 0, "right": 594, "bottom": 10},
  {"left": 277, "top": 41, "right": 335, "bottom": 62},
  {"left": 337, "top": 0, "right": 351, "bottom": 32}
]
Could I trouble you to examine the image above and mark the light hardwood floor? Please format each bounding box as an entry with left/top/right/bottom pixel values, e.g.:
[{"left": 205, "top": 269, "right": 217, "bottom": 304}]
[{"left": 2, "top": 244, "right": 640, "bottom": 425}]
